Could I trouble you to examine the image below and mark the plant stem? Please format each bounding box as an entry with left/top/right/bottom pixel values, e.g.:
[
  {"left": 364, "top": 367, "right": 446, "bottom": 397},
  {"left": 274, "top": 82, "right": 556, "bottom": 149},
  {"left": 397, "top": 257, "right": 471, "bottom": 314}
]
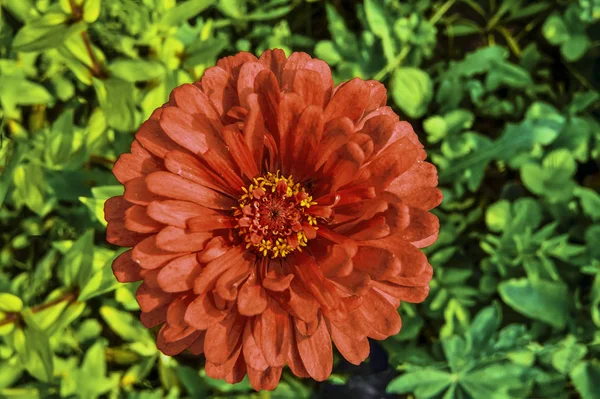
[
  {"left": 0, "top": 291, "right": 78, "bottom": 328},
  {"left": 430, "top": 0, "right": 458, "bottom": 25},
  {"left": 81, "top": 31, "right": 103, "bottom": 78},
  {"left": 373, "top": 46, "right": 411, "bottom": 81}
]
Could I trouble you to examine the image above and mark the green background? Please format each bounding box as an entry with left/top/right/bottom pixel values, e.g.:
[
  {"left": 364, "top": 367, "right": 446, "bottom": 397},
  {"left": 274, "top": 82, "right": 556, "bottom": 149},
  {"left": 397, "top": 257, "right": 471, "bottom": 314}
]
[{"left": 1, "top": 0, "right": 600, "bottom": 398}]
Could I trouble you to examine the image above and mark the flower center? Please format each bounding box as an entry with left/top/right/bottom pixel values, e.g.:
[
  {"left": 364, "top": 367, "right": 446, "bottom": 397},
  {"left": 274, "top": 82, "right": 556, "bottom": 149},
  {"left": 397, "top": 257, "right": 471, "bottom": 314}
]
[{"left": 234, "top": 172, "right": 318, "bottom": 258}]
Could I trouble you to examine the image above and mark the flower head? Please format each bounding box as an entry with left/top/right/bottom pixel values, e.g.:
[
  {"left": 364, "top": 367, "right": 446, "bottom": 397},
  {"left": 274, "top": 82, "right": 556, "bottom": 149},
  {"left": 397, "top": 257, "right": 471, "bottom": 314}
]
[{"left": 105, "top": 49, "right": 442, "bottom": 390}]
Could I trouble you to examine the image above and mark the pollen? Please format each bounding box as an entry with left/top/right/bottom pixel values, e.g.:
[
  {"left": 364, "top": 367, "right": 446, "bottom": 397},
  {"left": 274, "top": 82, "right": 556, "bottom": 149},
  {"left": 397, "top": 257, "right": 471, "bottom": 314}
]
[{"left": 234, "top": 171, "right": 318, "bottom": 258}]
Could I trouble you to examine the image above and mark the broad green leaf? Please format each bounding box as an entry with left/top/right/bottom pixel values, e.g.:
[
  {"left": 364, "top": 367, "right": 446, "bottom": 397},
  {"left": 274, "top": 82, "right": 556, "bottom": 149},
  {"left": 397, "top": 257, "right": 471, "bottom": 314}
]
[
  {"left": 160, "top": 0, "right": 215, "bottom": 26},
  {"left": 575, "top": 187, "right": 600, "bottom": 221},
  {"left": 94, "top": 78, "right": 138, "bottom": 132},
  {"left": 570, "top": 361, "right": 600, "bottom": 399},
  {"left": 542, "top": 14, "right": 570, "bottom": 45},
  {"left": 100, "top": 306, "right": 143, "bottom": 341},
  {"left": 0, "top": 294, "right": 23, "bottom": 313},
  {"left": 391, "top": 67, "right": 432, "bottom": 118},
  {"left": 109, "top": 59, "right": 166, "bottom": 82},
  {"left": 551, "top": 336, "right": 587, "bottom": 374},
  {"left": 11, "top": 325, "right": 54, "bottom": 382},
  {"left": 387, "top": 369, "right": 453, "bottom": 397},
  {"left": 486, "top": 200, "right": 511, "bottom": 232},
  {"left": 83, "top": 0, "right": 101, "bottom": 23},
  {"left": 498, "top": 278, "right": 568, "bottom": 328},
  {"left": 58, "top": 229, "right": 94, "bottom": 288},
  {"left": 12, "top": 14, "right": 70, "bottom": 52}
]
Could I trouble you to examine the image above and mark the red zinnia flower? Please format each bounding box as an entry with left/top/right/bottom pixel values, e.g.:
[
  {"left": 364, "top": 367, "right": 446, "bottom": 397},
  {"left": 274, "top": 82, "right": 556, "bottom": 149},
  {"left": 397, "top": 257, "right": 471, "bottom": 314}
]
[{"left": 105, "top": 49, "right": 442, "bottom": 390}]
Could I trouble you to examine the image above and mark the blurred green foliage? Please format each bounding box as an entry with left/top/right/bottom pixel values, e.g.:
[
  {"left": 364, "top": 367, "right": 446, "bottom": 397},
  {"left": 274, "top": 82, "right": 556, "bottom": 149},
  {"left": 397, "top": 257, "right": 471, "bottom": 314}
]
[{"left": 0, "top": 0, "right": 599, "bottom": 398}]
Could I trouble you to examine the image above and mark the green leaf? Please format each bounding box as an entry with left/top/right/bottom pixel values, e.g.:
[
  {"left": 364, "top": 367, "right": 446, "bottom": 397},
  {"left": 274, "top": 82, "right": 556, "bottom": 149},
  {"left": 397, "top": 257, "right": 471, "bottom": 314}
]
[
  {"left": 468, "top": 303, "right": 501, "bottom": 352},
  {"left": 570, "top": 361, "right": 600, "bottom": 399},
  {"left": 387, "top": 369, "right": 453, "bottom": 397},
  {"left": 0, "top": 293, "right": 23, "bottom": 312},
  {"left": 575, "top": 187, "right": 600, "bottom": 221},
  {"left": 13, "top": 164, "right": 53, "bottom": 216},
  {"left": 58, "top": 229, "right": 94, "bottom": 288},
  {"left": 11, "top": 325, "right": 54, "bottom": 382},
  {"left": 109, "top": 59, "right": 166, "bottom": 82},
  {"left": 100, "top": 306, "right": 143, "bottom": 341},
  {"left": 542, "top": 13, "right": 570, "bottom": 45},
  {"left": 486, "top": 200, "right": 511, "bottom": 232},
  {"left": 94, "top": 78, "right": 138, "bottom": 132},
  {"left": 391, "top": 67, "right": 433, "bottom": 118},
  {"left": 498, "top": 278, "right": 569, "bottom": 328},
  {"left": 552, "top": 336, "right": 587, "bottom": 374},
  {"left": 160, "top": 0, "right": 215, "bottom": 26},
  {"left": 12, "top": 14, "right": 71, "bottom": 52},
  {"left": 83, "top": 0, "right": 101, "bottom": 23}
]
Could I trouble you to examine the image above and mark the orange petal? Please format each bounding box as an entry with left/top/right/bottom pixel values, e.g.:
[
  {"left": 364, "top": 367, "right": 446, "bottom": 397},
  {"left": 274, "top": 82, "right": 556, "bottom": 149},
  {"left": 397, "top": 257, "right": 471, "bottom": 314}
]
[
  {"left": 111, "top": 249, "right": 142, "bottom": 282},
  {"left": 164, "top": 150, "right": 236, "bottom": 196},
  {"left": 106, "top": 220, "right": 150, "bottom": 247},
  {"left": 360, "top": 288, "right": 402, "bottom": 338},
  {"left": 295, "top": 314, "right": 333, "bottom": 381},
  {"left": 125, "top": 205, "right": 164, "bottom": 233},
  {"left": 140, "top": 305, "right": 167, "bottom": 328},
  {"left": 146, "top": 171, "right": 235, "bottom": 210},
  {"left": 184, "top": 293, "right": 227, "bottom": 330},
  {"left": 157, "top": 254, "right": 201, "bottom": 292},
  {"left": 324, "top": 78, "right": 371, "bottom": 122},
  {"left": 237, "top": 274, "right": 268, "bottom": 316},
  {"left": 242, "top": 322, "right": 268, "bottom": 371},
  {"left": 155, "top": 226, "right": 212, "bottom": 252},
  {"left": 258, "top": 299, "right": 290, "bottom": 367},
  {"left": 132, "top": 235, "right": 182, "bottom": 270},
  {"left": 136, "top": 283, "right": 173, "bottom": 313},
  {"left": 329, "top": 321, "right": 370, "bottom": 365},
  {"left": 135, "top": 118, "right": 188, "bottom": 158},
  {"left": 113, "top": 153, "right": 163, "bottom": 184},
  {"left": 247, "top": 366, "right": 283, "bottom": 391},
  {"left": 204, "top": 310, "right": 245, "bottom": 365},
  {"left": 156, "top": 325, "right": 201, "bottom": 356},
  {"left": 147, "top": 200, "right": 205, "bottom": 229}
]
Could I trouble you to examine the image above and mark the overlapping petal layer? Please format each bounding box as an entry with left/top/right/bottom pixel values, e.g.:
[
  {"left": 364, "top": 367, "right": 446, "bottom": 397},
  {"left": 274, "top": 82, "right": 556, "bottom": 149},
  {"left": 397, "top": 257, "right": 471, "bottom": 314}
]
[{"left": 105, "top": 49, "right": 442, "bottom": 390}]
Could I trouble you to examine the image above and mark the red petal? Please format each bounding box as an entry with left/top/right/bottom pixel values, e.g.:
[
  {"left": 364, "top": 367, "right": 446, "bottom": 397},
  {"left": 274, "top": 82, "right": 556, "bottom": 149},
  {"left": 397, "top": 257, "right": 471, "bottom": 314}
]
[
  {"left": 401, "top": 207, "right": 440, "bottom": 248},
  {"left": 296, "top": 314, "right": 333, "bottom": 381},
  {"left": 136, "top": 283, "right": 173, "bottom": 313},
  {"left": 194, "top": 247, "right": 249, "bottom": 295},
  {"left": 140, "top": 306, "right": 167, "bottom": 328},
  {"left": 242, "top": 93, "right": 266, "bottom": 169},
  {"left": 281, "top": 52, "right": 311, "bottom": 91},
  {"left": 237, "top": 273, "right": 268, "bottom": 316},
  {"left": 169, "top": 84, "right": 222, "bottom": 131},
  {"left": 157, "top": 254, "right": 201, "bottom": 292},
  {"left": 371, "top": 280, "right": 430, "bottom": 303},
  {"left": 329, "top": 321, "right": 370, "bottom": 365},
  {"left": 205, "top": 345, "right": 245, "bottom": 384},
  {"left": 304, "top": 59, "right": 334, "bottom": 104},
  {"left": 112, "top": 250, "right": 142, "bottom": 282},
  {"left": 360, "top": 288, "right": 401, "bottom": 338},
  {"left": 204, "top": 310, "right": 245, "bottom": 365},
  {"left": 330, "top": 268, "right": 371, "bottom": 296},
  {"left": 155, "top": 226, "right": 212, "bottom": 252},
  {"left": 262, "top": 273, "right": 294, "bottom": 292},
  {"left": 277, "top": 92, "right": 305, "bottom": 175},
  {"left": 164, "top": 150, "right": 236, "bottom": 196},
  {"left": 132, "top": 235, "right": 183, "bottom": 270},
  {"left": 287, "top": 323, "right": 310, "bottom": 378},
  {"left": 159, "top": 106, "right": 220, "bottom": 155},
  {"left": 189, "top": 333, "right": 206, "bottom": 355},
  {"left": 364, "top": 137, "right": 418, "bottom": 192},
  {"left": 247, "top": 366, "right": 283, "bottom": 391},
  {"left": 124, "top": 176, "right": 165, "bottom": 206},
  {"left": 184, "top": 293, "right": 227, "bottom": 330},
  {"left": 255, "top": 69, "right": 281, "bottom": 140},
  {"left": 125, "top": 205, "right": 163, "bottom": 233},
  {"left": 214, "top": 258, "right": 251, "bottom": 301},
  {"left": 222, "top": 124, "right": 259, "bottom": 179},
  {"left": 113, "top": 153, "right": 163, "bottom": 184},
  {"left": 293, "top": 69, "right": 325, "bottom": 108},
  {"left": 187, "top": 214, "right": 236, "bottom": 232},
  {"left": 146, "top": 171, "right": 235, "bottom": 210},
  {"left": 156, "top": 325, "right": 201, "bottom": 356},
  {"left": 135, "top": 118, "right": 187, "bottom": 158},
  {"left": 324, "top": 78, "right": 371, "bottom": 122},
  {"left": 258, "top": 299, "right": 290, "bottom": 367},
  {"left": 201, "top": 66, "right": 236, "bottom": 116},
  {"left": 237, "top": 62, "right": 265, "bottom": 109},
  {"left": 259, "top": 48, "right": 287, "bottom": 82},
  {"left": 147, "top": 200, "right": 205, "bottom": 229},
  {"left": 104, "top": 196, "right": 131, "bottom": 222},
  {"left": 106, "top": 220, "right": 150, "bottom": 247},
  {"left": 242, "top": 322, "right": 268, "bottom": 371}
]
